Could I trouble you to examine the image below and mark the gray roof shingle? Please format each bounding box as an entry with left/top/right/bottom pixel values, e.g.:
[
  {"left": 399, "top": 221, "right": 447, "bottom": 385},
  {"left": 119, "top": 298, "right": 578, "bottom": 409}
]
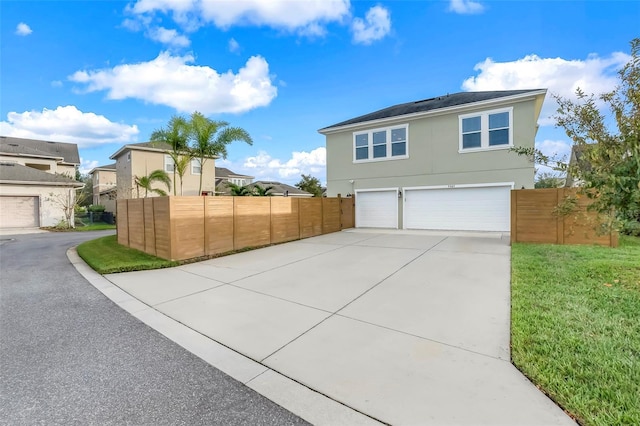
[
  {"left": 0, "top": 136, "right": 80, "bottom": 164},
  {"left": 320, "top": 90, "right": 544, "bottom": 131},
  {"left": 0, "top": 162, "right": 82, "bottom": 185}
]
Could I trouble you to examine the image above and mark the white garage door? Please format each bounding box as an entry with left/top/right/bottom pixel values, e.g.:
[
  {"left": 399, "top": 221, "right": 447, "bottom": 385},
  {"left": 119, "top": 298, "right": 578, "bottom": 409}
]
[
  {"left": 356, "top": 189, "right": 398, "bottom": 229},
  {"left": 0, "top": 196, "right": 40, "bottom": 228},
  {"left": 404, "top": 185, "right": 511, "bottom": 232}
]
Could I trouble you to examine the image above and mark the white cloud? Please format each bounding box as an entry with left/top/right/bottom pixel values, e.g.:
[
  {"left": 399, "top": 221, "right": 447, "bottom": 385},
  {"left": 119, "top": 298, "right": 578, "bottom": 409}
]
[
  {"left": 351, "top": 5, "right": 391, "bottom": 45},
  {"left": 148, "top": 26, "right": 190, "bottom": 47},
  {"left": 129, "top": 0, "right": 350, "bottom": 36},
  {"left": 448, "top": 0, "right": 485, "bottom": 14},
  {"left": 461, "top": 51, "right": 630, "bottom": 125},
  {"left": 51, "top": 80, "right": 63, "bottom": 88},
  {"left": 79, "top": 158, "right": 100, "bottom": 175},
  {"left": 69, "top": 52, "right": 277, "bottom": 114},
  {"left": 15, "top": 22, "right": 32, "bottom": 36},
  {"left": 0, "top": 106, "right": 139, "bottom": 148},
  {"left": 228, "top": 37, "right": 240, "bottom": 53},
  {"left": 240, "top": 147, "right": 326, "bottom": 182}
]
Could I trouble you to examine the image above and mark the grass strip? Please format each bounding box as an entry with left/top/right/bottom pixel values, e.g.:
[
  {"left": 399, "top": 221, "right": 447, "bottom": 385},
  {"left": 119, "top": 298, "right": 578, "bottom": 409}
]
[
  {"left": 511, "top": 236, "right": 640, "bottom": 426},
  {"left": 77, "top": 235, "right": 178, "bottom": 274}
]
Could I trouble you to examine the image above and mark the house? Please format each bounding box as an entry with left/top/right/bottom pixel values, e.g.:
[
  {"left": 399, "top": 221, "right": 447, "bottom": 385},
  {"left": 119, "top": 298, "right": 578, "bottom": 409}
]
[
  {"left": 249, "top": 181, "right": 312, "bottom": 197},
  {"left": 564, "top": 144, "right": 590, "bottom": 187},
  {"left": 109, "top": 142, "right": 216, "bottom": 199},
  {"left": 88, "top": 163, "right": 117, "bottom": 212},
  {"left": 319, "top": 89, "right": 547, "bottom": 232},
  {"left": 0, "top": 136, "right": 83, "bottom": 228},
  {"left": 215, "top": 167, "right": 254, "bottom": 194}
]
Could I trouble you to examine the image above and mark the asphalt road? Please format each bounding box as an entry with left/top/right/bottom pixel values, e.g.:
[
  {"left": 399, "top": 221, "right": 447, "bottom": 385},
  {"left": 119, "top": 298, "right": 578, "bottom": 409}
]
[{"left": 0, "top": 231, "right": 308, "bottom": 425}]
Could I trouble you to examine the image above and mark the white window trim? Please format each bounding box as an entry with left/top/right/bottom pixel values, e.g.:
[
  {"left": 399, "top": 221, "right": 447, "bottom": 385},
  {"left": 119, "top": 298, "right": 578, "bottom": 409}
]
[
  {"left": 164, "top": 155, "right": 174, "bottom": 173},
  {"left": 458, "top": 107, "right": 513, "bottom": 153},
  {"left": 353, "top": 124, "right": 409, "bottom": 163},
  {"left": 191, "top": 158, "right": 201, "bottom": 175}
]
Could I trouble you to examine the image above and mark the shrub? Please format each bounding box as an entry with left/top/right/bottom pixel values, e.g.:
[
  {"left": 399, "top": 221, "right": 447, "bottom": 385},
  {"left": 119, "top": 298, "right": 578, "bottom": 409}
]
[{"left": 88, "top": 204, "right": 106, "bottom": 213}]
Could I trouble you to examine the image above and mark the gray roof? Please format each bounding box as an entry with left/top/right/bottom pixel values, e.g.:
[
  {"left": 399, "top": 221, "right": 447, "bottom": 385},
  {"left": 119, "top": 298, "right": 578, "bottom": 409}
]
[
  {"left": 251, "top": 181, "right": 312, "bottom": 196},
  {"left": 215, "top": 167, "right": 253, "bottom": 179},
  {"left": 96, "top": 163, "right": 116, "bottom": 170},
  {"left": 320, "top": 90, "right": 544, "bottom": 130},
  {"left": 0, "top": 136, "right": 80, "bottom": 164},
  {"left": 0, "top": 162, "right": 83, "bottom": 186}
]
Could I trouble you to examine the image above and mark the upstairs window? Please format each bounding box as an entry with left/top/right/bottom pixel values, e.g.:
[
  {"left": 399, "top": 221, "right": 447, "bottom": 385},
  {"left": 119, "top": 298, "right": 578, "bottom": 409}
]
[
  {"left": 459, "top": 108, "right": 513, "bottom": 152},
  {"left": 353, "top": 125, "right": 408, "bottom": 162},
  {"left": 191, "top": 158, "right": 201, "bottom": 175},
  {"left": 164, "top": 155, "right": 174, "bottom": 172}
]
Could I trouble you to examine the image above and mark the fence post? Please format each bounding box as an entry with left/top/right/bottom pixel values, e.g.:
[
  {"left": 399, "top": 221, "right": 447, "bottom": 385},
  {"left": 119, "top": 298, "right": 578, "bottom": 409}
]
[
  {"left": 557, "top": 188, "right": 565, "bottom": 245},
  {"left": 510, "top": 190, "right": 517, "bottom": 243}
]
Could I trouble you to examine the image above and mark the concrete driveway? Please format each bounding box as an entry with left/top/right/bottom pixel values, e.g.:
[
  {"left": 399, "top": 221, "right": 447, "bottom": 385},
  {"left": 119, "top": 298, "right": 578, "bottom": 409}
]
[{"left": 100, "top": 230, "right": 575, "bottom": 425}]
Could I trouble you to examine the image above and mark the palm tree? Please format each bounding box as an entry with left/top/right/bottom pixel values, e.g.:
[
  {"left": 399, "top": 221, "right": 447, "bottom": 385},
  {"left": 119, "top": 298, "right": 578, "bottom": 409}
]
[
  {"left": 150, "top": 115, "right": 191, "bottom": 195},
  {"left": 226, "top": 182, "right": 252, "bottom": 196},
  {"left": 190, "top": 111, "right": 253, "bottom": 195},
  {"left": 251, "top": 183, "right": 274, "bottom": 196},
  {"left": 173, "top": 155, "right": 191, "bottom": 196},
  {"left": 134, "top": 169, "right": 171, "bottom": 198}
]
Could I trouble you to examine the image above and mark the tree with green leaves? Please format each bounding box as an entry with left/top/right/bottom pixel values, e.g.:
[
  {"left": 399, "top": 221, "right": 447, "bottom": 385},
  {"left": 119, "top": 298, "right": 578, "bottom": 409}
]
[
  {"left": 134, "top": 169, "right": 171, "bottom": 198},
  {"left": 226, "top": 182, "right": 252, "bottom": 196},
  {"left": 190, "top": 111, "right": 253, "bottom": 195},
  {"left": 251, "top": 183, "right": 274, "bottom": 196},
  {"left": 555, "top": 38, "right": 640, "bottom": 232},
  {"left": 150, "top": 115, "right": 191, "bottom": 195},
  {"left": 295, "top": 174, "right": 323, "bottom": 197},
  {"left": 534, "top": 172, "right": 565, "bottom": 189}
]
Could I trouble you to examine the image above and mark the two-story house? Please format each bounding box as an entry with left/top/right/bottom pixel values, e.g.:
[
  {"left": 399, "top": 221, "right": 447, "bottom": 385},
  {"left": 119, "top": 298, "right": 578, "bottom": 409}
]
[
  {"left": 109, "top": 142, "right": 216, "bottom": 199},
  {"left": 0, "top": 136, "right": 83, "bottom": 228},
  {"left": 319, "top": 89, "right": 546, "bottom": 232},
  {"left": 214, "top": 167, "right": 254, "bottom": 193},
  {"left": 88, "top": 163, "right": 116, "bottom": 212}
]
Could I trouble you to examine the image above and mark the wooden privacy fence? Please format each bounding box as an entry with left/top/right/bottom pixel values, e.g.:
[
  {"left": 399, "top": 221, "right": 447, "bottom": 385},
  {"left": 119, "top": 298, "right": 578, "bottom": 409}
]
[
  {"left": 117, "top": 196, "right": 356, "bottom": 260},
  {"left": 511, "top": 188, "right": 618, "bottom": 247}
]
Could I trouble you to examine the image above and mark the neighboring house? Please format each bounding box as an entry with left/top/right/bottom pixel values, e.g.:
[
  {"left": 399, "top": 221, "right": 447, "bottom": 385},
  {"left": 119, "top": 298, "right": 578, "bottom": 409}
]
[
  {"left": 564, "top": 144, "right": 590, "bottom": 187},
  {"left": 249, "top": 181, "right": 312, "bottom": 197},
  {"left": 215, "top": 167, "right": 254, "bottom": 194},
  {"left": 109, "top": 142, "right": 216, "bottom": 199},
  {"left": 319, "top": 89, "right": 547, "bottom": 232},
  {"left": 88, "top": 163, "right": 117, "bottom": 212},
  {"left": 0, "top": 136, "right": 83, "bottom": 228}
]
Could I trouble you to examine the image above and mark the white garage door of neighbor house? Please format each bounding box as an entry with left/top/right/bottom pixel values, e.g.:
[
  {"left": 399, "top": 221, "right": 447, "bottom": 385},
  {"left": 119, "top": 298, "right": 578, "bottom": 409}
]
[
  {"left": 404, "top": 185, "right": 511, "bottom": 232},
  {"left": 356, "top": 190, "right": 398, "bottom": 228},
  {"left": 0, "top": 196, "right": 40, "bottom": 228}
]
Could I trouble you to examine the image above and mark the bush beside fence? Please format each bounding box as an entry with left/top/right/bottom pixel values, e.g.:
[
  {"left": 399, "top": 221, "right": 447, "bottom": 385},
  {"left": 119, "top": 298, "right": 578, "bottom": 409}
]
[{"left": 117, "top": 196, "right": 356, "bottom": 261}]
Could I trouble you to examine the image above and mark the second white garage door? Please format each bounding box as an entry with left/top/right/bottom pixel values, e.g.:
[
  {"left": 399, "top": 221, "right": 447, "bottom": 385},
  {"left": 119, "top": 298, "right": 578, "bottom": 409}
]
[
  {"left": 0, "top": 196, "right": 40, "bottom": 228},
  {"left": 404, "top": 185, "right": 511, "bottom": 232},
  {"left": 355, "top": 189, "right": 398, "bottom": 229}
]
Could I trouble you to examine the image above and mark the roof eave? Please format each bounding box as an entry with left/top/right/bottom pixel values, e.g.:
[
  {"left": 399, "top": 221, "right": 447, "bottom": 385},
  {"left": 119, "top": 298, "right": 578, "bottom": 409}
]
[
  {"left": 318, "top": 89, "right": 548, "bottom": 135},
  {"left": 0, "top": 180, "right": 85, "bottom": 187}
]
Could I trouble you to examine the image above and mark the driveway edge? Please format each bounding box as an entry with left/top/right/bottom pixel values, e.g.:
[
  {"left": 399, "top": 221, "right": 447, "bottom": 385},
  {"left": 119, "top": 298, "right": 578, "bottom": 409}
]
[{"left": 67, "top": 247, "right": 383, "bottom": 426}]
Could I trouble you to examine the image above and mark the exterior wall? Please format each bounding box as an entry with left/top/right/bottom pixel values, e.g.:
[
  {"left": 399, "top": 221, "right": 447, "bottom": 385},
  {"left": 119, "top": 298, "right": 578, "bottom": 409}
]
[
  {"left": 0, "top": 184, "right": 77, "bottom": 227},
  {"left": 115, "top": 149, "right": 216, "bottom": 199},
  {"left": 92, "top": 169, "right": 117, "bottom": 205},
  {"left": 325, "top": 98, "right": 537, "bottom": 197},
  {"left": 0, "top": 155, "right": 76, "bottom": 177},
  {"left": 98, "top": 192, "right": 117, "bottom": 213}
]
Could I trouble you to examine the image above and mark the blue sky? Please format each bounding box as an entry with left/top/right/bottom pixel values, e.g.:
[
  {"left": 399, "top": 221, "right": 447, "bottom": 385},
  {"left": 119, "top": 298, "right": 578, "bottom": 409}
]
[{"left": 1, "top": 0, "right": 638, "bottom": 184}]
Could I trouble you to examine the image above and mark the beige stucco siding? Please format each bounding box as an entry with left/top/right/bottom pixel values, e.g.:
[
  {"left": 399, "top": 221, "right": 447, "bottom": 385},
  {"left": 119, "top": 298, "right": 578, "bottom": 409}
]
[
  {"left": 115, "top": 149, "right": 216, "bottom": 199},
  {"left": 325, "top": 99, "right": 537, "bottom": 197},
  {"left": 0, "top": 185, "right": 78, "bottom": 227},
  {"left": 0, "top": 155, "right": 76, "bottom": 178}
]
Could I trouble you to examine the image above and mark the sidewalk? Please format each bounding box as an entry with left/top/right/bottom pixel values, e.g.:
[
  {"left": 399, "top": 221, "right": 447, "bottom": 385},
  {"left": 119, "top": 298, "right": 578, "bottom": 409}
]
[{"left": 71, "top": 230, "right": 576, "bottom": 425}]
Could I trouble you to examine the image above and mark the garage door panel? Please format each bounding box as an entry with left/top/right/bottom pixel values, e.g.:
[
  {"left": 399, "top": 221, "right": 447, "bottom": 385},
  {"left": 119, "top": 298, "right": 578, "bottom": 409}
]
[
  {"left": 0, "top": 196, "right": 39, "bottom": 228},
  {"left": 404, "top": 186, "right": 510, "bottom": 232},
  {"left": 356, "top": 190, "right": 397, "bottom": 229}
]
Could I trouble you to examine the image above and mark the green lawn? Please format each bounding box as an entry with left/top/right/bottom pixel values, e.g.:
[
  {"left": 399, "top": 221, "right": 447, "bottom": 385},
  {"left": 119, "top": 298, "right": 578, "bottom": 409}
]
[
  {"left": 77, "top": 235, "right": 178, "bottom": 274},
  {"left": 511, "top": 236, "right": 640, "bottom": 426}
]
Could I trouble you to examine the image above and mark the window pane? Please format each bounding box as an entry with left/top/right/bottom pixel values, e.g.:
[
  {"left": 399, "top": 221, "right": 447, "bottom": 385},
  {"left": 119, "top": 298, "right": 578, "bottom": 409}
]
[
  {"left": 462, "top": 116, "right": 481, "bottom": 133},
  {"left": 489, "top": 112, "right": 509, "bottom": 129},
  {"left": 392, "top": 142, "right": 406, "bottom": 156},
  {"left": 462, "top": 132, "right": 481, "bottom": 149},
  {"left": 355, "top": 134, "right": 368, "bottom": 147},
  {"left": 356, "top": 146, "right": 368, "bottom": 160},
  {"left": 373, "top": 131, "right": 386, "bottom": 144},
  {"left": 373, "top": 144, "right": 386, "bottom": 158},
  {"left": 391, "top": 128, "right": 406, "bottom": 142},
  {"left": 489, "top": 129, "right": 509, "bottom": 145}
]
